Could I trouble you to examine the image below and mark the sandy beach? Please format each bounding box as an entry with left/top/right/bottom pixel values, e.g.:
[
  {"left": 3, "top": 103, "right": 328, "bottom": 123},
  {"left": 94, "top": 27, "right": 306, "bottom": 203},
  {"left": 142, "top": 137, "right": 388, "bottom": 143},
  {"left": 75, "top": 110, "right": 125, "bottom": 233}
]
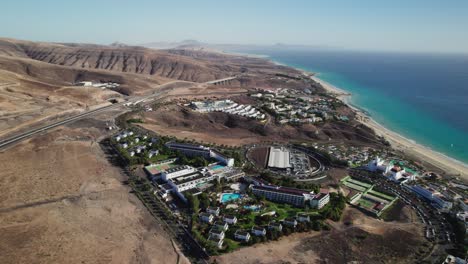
[{"left": 311, "top": 75, "right": 468, "bottom": 178}]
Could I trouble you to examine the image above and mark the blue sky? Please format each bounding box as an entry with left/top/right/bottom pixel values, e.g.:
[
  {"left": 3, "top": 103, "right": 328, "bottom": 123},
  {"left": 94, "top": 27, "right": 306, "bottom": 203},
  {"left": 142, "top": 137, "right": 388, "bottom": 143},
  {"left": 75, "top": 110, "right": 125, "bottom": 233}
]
[{"left": 1, "top": 0, "right": 468, "bottom": 53}]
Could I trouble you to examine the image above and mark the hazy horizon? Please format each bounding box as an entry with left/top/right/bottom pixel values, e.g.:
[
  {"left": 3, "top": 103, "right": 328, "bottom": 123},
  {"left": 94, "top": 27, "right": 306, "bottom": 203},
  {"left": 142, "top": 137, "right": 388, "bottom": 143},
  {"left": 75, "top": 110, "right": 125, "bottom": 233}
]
[{"left": 2, "top": 0, "right": 468, "bottom": 54}]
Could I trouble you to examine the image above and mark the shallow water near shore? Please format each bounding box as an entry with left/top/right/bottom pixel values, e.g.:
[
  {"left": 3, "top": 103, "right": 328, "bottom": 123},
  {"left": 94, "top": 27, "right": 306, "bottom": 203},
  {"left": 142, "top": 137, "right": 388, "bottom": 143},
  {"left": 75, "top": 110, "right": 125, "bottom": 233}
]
[{"left": 227, "top": 48, "right": 468, "bottom": 164}]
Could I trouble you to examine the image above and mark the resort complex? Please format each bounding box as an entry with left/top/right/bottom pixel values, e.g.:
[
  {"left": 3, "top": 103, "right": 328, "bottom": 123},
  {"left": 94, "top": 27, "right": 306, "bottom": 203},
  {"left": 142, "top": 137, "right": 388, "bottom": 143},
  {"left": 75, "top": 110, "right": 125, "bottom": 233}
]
[
  {"left": 190, "top": 99, "right": 266, "bottom": 120},
  {"left": 367, "top": 156, "right": 418, "bottom": 183},
  {"left": 341, "top": 176, "right": 397, "bottom": 217}
]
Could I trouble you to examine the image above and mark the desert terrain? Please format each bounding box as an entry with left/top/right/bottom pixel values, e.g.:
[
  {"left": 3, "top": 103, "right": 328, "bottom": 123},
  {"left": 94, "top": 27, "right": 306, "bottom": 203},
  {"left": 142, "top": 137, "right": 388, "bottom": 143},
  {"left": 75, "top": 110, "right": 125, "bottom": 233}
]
[
  {"left": 0, "top": 37, "right": 306, "bottom": 139},
  {"left": 0, "top": 110, "right": 189, "bottom": 264},
  {"left": 0, "top": 38, "right": 314, "bottom": 264},
  {"left": 139, "top": 96, "right": 381, "bottom": 147}
]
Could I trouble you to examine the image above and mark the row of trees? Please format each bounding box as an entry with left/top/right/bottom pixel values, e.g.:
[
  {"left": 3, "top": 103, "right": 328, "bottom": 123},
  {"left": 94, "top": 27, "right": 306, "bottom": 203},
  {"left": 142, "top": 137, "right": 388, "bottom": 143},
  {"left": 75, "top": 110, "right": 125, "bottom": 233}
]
[{"left": 321, "top": 193, "right": 347, "bottom": 221}]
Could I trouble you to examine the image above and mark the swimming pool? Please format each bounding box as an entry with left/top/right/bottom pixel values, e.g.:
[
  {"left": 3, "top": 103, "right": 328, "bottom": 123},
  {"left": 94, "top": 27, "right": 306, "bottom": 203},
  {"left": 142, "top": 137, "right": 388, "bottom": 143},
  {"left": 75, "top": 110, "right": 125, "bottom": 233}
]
[
  {"left": 221, "top": 193, "right": 241, "bottom": 203},
  {"left": 211, "top": 164, "right": 225, "bottom": 171},
  {"left": 244, "top": 205, "right": 261, "bottom": 211}
]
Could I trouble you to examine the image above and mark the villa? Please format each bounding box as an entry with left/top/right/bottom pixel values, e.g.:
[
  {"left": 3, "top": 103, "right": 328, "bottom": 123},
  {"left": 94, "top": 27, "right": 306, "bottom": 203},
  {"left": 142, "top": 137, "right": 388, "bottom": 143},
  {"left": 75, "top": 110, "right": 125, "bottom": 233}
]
[
  {"left": 223, "top": 215, "right": 238, "bottom": 225},
  {"left": 209, "top": 227, "right": 225, "bottom": 240},
  {"left": 251, "top": 226, "right": 266, "bottom": 236},
  {"left": 283, "top": 217, "right": 298, "bottom": 227},
  {"left": 268, "top": 222, "right": 283, "bottom": 231},
  {"left": 297, "top": 214, "right": 311, "bottom": 223},
  {"left": 214, "top": 221, "right": 229, "bottom": 231},
  {"left": 199, "top": 212, "right": 214, "bottom": 223},
  {"left": 208, "top": 235, "right": 224, "bottom": 249},
  {"left": 234, "top": 230, "right": 251, "bottom": 242},
  {"left": 207, "top": 206, "right": 220, "bottom": 216}
]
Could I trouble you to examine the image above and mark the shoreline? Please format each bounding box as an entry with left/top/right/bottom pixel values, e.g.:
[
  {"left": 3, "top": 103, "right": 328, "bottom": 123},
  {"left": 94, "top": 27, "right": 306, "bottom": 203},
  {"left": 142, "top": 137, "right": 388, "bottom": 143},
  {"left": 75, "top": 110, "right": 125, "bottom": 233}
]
[
  {"left": 311, "top": 75, "right": 468, "bottom": 178},
  {"left": 221, "top": 49, "right": 468, "bottom": 177}
]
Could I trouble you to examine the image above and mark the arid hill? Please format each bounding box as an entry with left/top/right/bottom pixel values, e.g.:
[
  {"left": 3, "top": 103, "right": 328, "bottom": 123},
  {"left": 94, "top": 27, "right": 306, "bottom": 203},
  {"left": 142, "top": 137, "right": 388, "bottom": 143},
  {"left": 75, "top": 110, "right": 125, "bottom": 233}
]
[
  {"left": 0, "top": 38, "right": 297, "bottom": 83},
  {"left": 140, "top": 102, "right": 380, "bottom": 146}
]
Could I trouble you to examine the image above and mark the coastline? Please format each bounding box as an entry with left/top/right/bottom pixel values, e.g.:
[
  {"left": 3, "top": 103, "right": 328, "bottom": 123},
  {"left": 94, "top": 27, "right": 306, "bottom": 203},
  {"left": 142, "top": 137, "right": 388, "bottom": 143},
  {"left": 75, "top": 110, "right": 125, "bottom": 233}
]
[
  {"left": 311, "top": 75, "right": 468, "bottom": 178},
  {"left": 220, "top": 49, "right": 468, "bottom": 177}
]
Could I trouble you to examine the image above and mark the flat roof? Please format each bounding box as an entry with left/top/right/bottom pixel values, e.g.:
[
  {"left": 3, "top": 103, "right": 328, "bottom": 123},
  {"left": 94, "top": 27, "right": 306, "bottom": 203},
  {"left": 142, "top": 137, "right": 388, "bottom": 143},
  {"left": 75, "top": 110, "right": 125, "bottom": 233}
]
[
  {"left": 172, "top": 172, "right": 206, "bottom": 185},
  {"left": 165, "top": 165, "right": 192, "bottom": 174},
  {"left": 235, "top": 230, "right": 249, "bottom": 236},
  {"left": 313, "top": 193, "right": 328, "bottom": 200},
  {"left": 145, "top": 163, "right": 176, "bottom": 175},
  {"left": 252, "top": 226, "right": 265, "bottom": 231},
  {"left": 166, "top": 142, "right": 210, "bottom": 151},
  {"left": 268, "top": 147, "right": 291, "bottom": 168},
  {"left": 253, "top": 185, "right": 311, "bottom": 196}
]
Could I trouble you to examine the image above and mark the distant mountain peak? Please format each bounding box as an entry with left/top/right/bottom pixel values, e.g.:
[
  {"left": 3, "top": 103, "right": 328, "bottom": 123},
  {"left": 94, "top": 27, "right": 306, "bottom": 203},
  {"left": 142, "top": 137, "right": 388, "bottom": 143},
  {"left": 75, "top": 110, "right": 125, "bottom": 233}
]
[{"left": 109, "top": 41, "right": 128, "bottom": 48}]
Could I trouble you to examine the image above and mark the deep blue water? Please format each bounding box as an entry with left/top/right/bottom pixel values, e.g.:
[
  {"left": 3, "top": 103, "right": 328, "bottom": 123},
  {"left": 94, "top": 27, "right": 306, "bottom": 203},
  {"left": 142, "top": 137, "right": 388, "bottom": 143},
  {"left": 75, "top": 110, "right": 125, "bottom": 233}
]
[{"left": 227, "top": 48, "right": 468, "bottom": 163}]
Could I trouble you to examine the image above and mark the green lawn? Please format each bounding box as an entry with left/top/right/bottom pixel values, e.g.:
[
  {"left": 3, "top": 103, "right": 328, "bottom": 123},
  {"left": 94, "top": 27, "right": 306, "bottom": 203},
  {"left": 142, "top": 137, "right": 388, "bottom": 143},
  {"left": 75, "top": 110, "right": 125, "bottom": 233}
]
[
  {"left": 367, "top": 190, "right": 395, "bottom": 201},
  {"left": 342, "top": 181, "right": 367, "bottom": 192},
  {"left": 346, "top": 178, "right": 372, "bottom": 188},
  {"left": 358, "top": 198, "right": 376, "bottom": 209},
  {"left": 148, "top": 154, "right": 170, "bottom": 163}
]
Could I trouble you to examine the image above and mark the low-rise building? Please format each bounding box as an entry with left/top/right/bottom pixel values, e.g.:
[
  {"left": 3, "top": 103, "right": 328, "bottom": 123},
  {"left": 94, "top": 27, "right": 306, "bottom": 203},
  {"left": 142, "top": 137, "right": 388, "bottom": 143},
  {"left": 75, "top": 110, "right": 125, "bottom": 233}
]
[
  {"left": 208, "top": 235, "right": 224, "bottom": 249},
  {"left": 207, "top": 206, "right": 220, "bottom": 216},
  {"left": 411, "top": 185, "right": 453, "bottom": 210},
  {"left": 297, "top": 214, "right": 310, "bottom": 223},
  {"left": 166, "top": 142, "right": 236, "bottom": 167},
  {"left": 311, "top": 192, "right": 330, "bottom": 209},
  {"left": 251, "top": 226, "right": 266, "bottom": 236},
  {"left": 148, "top": 150, "right": 159, "bottom": 158},
  {"left": 223, "top": 215, "right": 238, "bottom": 225},
  {"left": 161, "top": 165, "right": 196, "bottom": 181},
  {"left": 268, "top": 222, "right": 283, "bottom": 231},
  {"left": 251, "top": 185, "right": 314, "bottom": 207},
  {"left": 234, "top": 230, "right": 251, "bottom": 242},
  {"left": 214, "top": 221, "right": 229, "bottom": 231},
  {"left": 209, "top": 227, "right": 225, "bottom": 240},
  {"left": 199, "top": 212, "right": 214, "bottom": 223},
  {"left": 169, "top": 171, "right": 215, "bottom": 194},
  {"left": 283, "top": 217, "right": 298, "bottom": 227}
]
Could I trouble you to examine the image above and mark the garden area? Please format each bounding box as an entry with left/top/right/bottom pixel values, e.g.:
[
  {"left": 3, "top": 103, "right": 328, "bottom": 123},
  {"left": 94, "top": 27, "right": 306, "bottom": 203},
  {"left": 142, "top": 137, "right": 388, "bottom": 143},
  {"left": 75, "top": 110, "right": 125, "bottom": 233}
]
[{"left": 187, "top": 187, "right": 347, "bottom": 255}]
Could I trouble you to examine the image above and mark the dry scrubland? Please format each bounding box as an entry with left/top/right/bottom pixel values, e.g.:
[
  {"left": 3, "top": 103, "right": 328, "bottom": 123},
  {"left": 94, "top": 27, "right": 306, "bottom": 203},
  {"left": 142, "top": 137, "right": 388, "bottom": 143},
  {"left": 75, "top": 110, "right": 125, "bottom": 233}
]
[
  {"left": 0, "top": 37, "right": 299, "bottom": 139},
  {"left": 0, "top": 37, "right": 309, "bottom": 264},
  {"left": 140, "top": 100, "right": 380, "bottom": 147},
  {"left": 215, "top": 207, "right": 425, "bottom": 264},
  {"left": 0, "top": 115, "right": 188, "bottom": 264}
]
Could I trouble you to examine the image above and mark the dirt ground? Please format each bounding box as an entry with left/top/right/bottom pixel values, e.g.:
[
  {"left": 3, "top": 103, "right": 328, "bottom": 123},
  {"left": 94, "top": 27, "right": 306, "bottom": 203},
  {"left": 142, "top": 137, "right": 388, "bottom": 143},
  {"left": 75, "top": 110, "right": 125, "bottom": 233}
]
[
  {"left": 216, "top": 206, "right": 426, "bottom": 264},
  {"left": 0, "top": 117, "right": 187, "bottom": 264},
  {"left": 139, "top": 101, "right": 381, "bottom": 148}
]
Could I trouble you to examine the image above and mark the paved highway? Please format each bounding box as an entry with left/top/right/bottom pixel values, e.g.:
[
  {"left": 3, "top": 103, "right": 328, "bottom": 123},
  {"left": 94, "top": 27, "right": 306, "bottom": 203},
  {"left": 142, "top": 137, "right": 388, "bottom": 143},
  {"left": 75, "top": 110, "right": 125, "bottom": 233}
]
[
  {"left": 0, "top": 90, "right": 166, "bottom": 150},
  {"left": 0, "top": 76, "right": 238, "bottom": 150}
]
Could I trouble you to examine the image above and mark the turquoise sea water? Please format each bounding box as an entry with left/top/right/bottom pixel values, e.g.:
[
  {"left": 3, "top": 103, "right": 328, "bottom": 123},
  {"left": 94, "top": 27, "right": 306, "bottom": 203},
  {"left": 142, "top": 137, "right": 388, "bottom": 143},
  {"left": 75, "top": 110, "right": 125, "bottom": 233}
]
[{"left": 228, "top": 48, "right": 468, "bottom": 164}]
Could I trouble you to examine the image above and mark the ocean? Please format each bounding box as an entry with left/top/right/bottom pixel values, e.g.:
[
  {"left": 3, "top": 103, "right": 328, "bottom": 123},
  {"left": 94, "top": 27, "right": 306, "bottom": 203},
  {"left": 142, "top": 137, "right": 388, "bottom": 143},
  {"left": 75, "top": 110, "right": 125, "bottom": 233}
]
[{"left": 227, "top": 47, "right": 468, "bottom": 164}]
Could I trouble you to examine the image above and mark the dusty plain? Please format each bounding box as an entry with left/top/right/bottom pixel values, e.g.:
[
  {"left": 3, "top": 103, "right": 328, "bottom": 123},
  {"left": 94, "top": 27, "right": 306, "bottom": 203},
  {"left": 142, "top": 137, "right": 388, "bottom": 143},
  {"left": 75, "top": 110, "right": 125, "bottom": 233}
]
[{"left": 0, "top": 112, "right": 188, "bottom": 264}]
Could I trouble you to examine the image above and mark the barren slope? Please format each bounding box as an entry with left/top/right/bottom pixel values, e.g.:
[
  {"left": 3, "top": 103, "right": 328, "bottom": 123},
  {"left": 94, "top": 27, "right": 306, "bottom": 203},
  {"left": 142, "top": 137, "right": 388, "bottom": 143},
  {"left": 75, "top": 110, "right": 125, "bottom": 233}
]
[
  {"left": 0, "top": 115, "right": 186, "bottom": 264},
  {"left": 140, "top": 102, "right": 380, "bottom": 146}
]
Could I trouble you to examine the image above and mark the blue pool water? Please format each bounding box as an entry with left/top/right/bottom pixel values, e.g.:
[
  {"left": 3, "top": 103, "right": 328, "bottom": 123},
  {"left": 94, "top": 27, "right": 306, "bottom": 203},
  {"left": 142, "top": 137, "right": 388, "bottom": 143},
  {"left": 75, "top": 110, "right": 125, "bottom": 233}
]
[
  {"left": 211, "top": 164, "right": 225, "bottom": 171},
  {"left": 244, "top": 205, "right": 261, "bottom": 211},
  {"left": 221, "top": 193, "right": 241, "bottom": 203}
]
